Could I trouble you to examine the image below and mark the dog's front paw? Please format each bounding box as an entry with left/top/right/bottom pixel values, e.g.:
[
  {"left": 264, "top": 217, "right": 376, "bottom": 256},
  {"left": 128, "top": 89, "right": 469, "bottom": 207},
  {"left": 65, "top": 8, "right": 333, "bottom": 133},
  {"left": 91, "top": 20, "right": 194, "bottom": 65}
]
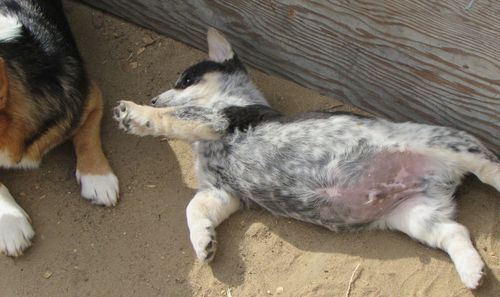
[
  {"left": 0, "top": 186, "right": 35, "bottom": 257},
  {"left": 113, "top": 101, "right": 153, "bottom": 136},
  {"left": 76, "top": 171, "right": 119, "bottom": 207},
  {"left": 190, "top": 224, "right": 217, "bottom": 262}
]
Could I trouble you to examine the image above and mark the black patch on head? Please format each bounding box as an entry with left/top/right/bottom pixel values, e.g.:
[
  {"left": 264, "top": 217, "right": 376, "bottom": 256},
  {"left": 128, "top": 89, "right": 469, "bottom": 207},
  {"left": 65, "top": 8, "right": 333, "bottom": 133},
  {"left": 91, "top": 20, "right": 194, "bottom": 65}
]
[
  {"left": 222, "top": 104, "right": 283, "bottom": 133},
  {"left": 174, "top": 55, "right": 246, "bottom": 89}
]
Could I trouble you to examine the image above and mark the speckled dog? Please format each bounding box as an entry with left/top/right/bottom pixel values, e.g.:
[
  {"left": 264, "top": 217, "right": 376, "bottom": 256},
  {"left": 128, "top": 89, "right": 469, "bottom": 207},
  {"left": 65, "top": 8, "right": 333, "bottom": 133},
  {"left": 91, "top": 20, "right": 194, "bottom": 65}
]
[{"left": 114, "top": 28, "right": 499, "bottom": 289}]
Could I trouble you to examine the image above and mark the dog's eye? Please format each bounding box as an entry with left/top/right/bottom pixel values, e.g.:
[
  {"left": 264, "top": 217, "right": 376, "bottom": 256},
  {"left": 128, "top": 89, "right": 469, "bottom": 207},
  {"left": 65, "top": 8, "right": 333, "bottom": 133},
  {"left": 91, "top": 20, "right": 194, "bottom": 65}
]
[{"left": 175, "top": 74, "right": 194, "bottom": 89}]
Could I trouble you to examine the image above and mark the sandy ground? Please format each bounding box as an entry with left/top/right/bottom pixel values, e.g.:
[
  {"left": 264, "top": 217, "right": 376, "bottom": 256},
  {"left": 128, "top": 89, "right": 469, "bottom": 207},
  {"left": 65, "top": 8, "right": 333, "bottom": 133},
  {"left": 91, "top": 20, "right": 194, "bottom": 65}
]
[{"left": 1, "top": 1, "right": 499, "bottom": 296}]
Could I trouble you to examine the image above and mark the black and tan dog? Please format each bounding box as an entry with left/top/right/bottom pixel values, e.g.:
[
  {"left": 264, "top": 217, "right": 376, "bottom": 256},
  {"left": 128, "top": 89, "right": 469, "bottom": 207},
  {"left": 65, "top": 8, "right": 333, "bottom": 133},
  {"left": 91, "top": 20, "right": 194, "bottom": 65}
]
[{"left": 0, "top": 0, "right": 119, "bottom": 256}]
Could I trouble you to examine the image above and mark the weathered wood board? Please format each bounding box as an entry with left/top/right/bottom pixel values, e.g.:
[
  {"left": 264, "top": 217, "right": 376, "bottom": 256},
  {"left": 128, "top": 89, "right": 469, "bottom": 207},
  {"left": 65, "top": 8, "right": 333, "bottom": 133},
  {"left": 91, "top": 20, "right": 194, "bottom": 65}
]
[{"left": 80, "top": 0, "right": 500, "bottom": 153}]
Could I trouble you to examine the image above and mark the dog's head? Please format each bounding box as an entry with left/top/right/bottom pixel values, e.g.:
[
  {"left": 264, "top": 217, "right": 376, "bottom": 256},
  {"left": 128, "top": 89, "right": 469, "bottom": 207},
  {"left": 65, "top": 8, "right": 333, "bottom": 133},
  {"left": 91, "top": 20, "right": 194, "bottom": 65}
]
[{"left": 151, "top": 28, "right": 267, "bottom": 109}]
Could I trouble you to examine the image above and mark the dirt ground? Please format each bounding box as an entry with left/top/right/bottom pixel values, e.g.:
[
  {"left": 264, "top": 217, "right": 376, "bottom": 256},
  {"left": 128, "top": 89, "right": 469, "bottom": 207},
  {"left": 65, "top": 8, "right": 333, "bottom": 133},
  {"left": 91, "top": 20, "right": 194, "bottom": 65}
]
[{"left": 1, "top": 1, "right": 499, "bottom": 296}]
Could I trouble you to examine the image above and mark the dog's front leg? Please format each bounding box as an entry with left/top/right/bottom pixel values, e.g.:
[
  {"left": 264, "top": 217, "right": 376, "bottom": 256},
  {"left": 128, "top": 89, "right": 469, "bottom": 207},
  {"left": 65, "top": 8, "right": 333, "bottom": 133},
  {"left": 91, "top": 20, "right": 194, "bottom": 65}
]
[
  {"left": 186, "top": 189, "right": 241, "bottom": 262},
  {"left": 73, "top": 81, "right": 119, "bottom": 206},
  {"left": 0, "top": 182, "right": 34, "bottom": 256},
  {"left": 113, "top": 101, "right": 226, "bottom": 142}
]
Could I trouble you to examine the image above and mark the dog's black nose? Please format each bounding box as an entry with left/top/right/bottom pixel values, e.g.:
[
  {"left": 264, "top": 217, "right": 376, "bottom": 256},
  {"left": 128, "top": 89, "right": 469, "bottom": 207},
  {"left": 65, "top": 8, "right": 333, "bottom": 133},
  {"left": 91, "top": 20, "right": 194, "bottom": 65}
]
[{"left": 150, "top": 97, "right": 158, "bottom": 106}]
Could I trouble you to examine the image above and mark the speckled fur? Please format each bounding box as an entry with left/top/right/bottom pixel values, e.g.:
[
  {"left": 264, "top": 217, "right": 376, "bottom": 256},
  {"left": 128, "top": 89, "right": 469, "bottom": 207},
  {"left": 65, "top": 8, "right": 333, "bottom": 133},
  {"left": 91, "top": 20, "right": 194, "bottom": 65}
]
[{"left": 114, "top": 28, "right": 499, "bottom": 289}]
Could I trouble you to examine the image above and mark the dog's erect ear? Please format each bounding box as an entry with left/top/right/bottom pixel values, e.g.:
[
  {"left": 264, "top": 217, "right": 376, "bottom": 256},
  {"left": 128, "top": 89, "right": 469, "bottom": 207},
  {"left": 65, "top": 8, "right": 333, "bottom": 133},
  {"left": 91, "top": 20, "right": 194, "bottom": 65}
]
[
  {"left": 0, "top": 58, "right": 9, "bottom": 110},
  {"left": 207, "top": 28, "right": 234, "bottom": 63}
]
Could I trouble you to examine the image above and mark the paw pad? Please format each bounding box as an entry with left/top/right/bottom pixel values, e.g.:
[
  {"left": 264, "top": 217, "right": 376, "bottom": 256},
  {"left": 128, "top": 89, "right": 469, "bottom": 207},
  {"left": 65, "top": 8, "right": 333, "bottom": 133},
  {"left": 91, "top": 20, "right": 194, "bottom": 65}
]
[{"left": 191, "top": 225, "right": 217, "bottom": 262}]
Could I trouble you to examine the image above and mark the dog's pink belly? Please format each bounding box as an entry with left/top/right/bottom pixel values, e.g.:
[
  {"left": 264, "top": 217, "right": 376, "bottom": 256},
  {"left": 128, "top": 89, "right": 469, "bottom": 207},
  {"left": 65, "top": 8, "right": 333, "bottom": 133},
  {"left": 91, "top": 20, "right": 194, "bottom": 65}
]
[{"left": 317, "top": 151, "right": 432, "bottom": 223}]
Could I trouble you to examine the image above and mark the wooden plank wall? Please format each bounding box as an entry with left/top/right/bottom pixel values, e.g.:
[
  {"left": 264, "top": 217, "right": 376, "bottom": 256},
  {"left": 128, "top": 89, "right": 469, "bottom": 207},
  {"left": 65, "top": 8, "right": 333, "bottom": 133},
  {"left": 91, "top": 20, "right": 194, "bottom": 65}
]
[{"left": 80, "top": 0, "right": 500, "bottom": 153}]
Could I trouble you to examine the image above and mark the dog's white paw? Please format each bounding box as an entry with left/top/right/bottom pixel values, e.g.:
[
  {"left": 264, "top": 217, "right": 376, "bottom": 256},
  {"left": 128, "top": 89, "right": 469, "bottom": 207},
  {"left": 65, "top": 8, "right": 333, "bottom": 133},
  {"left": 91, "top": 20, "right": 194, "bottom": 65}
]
[
  {"left": 489, "top": 166, "right": 500, "bottom": 192},
  {"left": 0, "top": 186, "right": 35, "bottom": 257},
  {"left": 113, "top": 101, "right": 153, "bottom": 136},
  {"left": 455, "top": 250, "right": 485, "bottom": 289},
  {"left": 76, "top": 171, "right": 119, "bottom": 207},
  {"left": 190, "top": 223, "right": 217, "bottom": 262},
  {"left": 475, "top": 162, "right": 500, "bottom": 192}
]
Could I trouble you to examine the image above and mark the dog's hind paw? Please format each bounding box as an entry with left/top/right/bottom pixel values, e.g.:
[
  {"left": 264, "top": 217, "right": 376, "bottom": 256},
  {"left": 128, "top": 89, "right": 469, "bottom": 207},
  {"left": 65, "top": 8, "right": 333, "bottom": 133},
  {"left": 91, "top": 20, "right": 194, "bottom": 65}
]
[
  {"left": 0, "top": 186, "right": 34, "bottom": 257},
  {"left": 190, "top": 224, "right": 217, "bottom": 262},
  {"left": 76, "top": 171, "right": 119, "bottom": 207},
  {"left": 456, "top": 250, "right": 485, "bottom": 289}
]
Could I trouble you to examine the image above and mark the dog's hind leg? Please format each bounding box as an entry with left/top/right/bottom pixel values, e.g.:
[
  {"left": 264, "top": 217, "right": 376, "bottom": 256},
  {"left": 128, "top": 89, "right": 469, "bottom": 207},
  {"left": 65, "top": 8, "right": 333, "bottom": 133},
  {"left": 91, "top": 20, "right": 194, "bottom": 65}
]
[
  {"left": 465, "top": 157, "right": 500, "bottom": 192},
  {"left": 186, "top": 189, "right": 241, "bottom": 262},
  {"left": 72, "top": 81, "right": 118, "bottom": 206},
  {"left": 113, "top": 101, "right": 226, "bottom": 142},
  {"left": 0, "top": 182, "right": 34, "bottom": 256},
  {"left": 421, "top": 128, "right": 499, "bottom": 191},
  {"left": 379, "top": 195, "right": 484, "bottom": 289},
  {"left": 436, "top": 149, "right": 499, "bottom": 192}
]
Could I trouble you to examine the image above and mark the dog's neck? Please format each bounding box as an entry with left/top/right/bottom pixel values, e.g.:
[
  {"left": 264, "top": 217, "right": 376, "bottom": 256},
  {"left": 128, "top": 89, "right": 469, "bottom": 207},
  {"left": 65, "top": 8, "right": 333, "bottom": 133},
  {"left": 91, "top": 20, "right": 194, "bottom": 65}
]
[{"left": 211, "top": 72, "right": 269, "bottom": 109}]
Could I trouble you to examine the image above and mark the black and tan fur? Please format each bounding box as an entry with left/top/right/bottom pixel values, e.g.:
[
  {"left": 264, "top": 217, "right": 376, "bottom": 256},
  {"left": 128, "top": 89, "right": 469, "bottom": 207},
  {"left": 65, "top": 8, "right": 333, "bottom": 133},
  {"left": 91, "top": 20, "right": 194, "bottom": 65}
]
[{"left": 0, "top": 0, "right": 119, "bottom": 257}]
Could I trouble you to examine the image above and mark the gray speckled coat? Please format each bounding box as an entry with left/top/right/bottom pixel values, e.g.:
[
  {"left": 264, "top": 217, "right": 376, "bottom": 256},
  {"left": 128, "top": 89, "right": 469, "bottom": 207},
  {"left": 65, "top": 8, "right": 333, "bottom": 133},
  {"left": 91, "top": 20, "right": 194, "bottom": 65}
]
[{"left": 114, "top": 28, "right": 499, "bottom": 289}]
